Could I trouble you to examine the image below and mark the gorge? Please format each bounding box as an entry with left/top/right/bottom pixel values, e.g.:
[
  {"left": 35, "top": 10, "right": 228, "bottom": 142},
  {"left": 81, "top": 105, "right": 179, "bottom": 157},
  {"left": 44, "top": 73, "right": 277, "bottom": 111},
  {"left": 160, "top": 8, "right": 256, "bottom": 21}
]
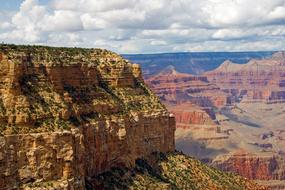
[
  {"left": 142, "top": 52, "right": 285, "bottom": 189},
  {"left": 0, "top": 44, "right": 263, "bottom": 190}
]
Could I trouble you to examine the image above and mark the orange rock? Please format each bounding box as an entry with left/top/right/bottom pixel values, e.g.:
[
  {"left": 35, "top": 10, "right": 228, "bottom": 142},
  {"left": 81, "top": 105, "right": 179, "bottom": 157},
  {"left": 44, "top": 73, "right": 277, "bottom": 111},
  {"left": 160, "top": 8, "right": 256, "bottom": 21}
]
[
  {"left": 204, "top": 52, "right": 285, "bottom": 103},
  {"left": 145, "top": 66, "right": 229, "bottom": 108},
  {"left": 168, "top": 103, "right": 215, "bottom": 128},
  {"left": 213, "top": 151, "right": 285, "bottom": 180},
  {"left": 0, "top": 45, "right": 175, "bottom": 189}
]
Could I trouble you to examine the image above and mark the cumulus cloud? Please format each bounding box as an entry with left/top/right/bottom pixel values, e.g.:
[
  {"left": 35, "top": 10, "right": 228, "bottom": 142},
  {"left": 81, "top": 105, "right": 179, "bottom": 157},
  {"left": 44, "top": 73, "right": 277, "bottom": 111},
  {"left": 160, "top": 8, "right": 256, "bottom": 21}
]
[
  {"left": 39, "top": 10, "right": 83, "bottom": 32},
  {"left": 0, "top": 0, "right": 285, "bottom": 53},
  {"left": 0, "top": 22, "right": 12, "bottom": 30},
  {"left": 81, "top": 13, "right": 107, "bottom": 30},
  {"left": 150, "top": 40, "right": 168, "bottom": 46}
]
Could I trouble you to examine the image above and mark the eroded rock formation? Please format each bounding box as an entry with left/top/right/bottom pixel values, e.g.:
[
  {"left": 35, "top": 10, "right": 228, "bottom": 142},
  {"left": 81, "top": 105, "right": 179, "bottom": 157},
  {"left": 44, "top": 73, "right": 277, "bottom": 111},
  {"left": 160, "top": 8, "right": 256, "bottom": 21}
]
[
  {"left": 212, "top": 151, "right": 285, "bottom": 181},
  {"left": 145, "top": 66, "right": 225, "bottom": 132},
  {"left": 146, "top": 66, "right": 229, "bottom": 108},
  {"left": 0, "top": 45, "right": 175, "bottom": 189},
  {"left": 144, "top": 52, "right": 285, "bottom": 189},
  {"left": 205, "top": 52, "right": 285, "bottom": 103},
  {"left": 169, "top": 103, "right": 215, "bottom": 128}
]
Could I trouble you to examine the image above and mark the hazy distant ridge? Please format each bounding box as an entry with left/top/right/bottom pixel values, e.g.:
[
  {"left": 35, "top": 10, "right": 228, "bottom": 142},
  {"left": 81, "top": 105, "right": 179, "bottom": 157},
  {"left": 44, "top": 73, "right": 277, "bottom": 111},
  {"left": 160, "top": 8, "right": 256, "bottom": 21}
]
[{"left": 123, "top": 52, "right": 275, "bottom": 76}]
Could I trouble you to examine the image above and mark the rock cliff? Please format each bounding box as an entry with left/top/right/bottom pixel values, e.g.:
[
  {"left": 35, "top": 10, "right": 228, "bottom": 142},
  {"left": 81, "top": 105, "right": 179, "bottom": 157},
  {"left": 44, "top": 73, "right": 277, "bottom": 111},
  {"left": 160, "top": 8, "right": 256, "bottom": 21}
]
[
  {"left": 0, "top": 45, "right": 265, "bottom": 190},
  {"left": 146, "top": 66, "right": 229, "bottom": 108},
  {"left": 0, "top": 45, "right": 175, "bottom": 189},
  {"left": 143, "top": 52, "right": 285, "bottom": 189},
  {"left": 205, "top": 52, "right": 285, "bottom": 103},
  {"left": 145, "top": 66, "right": 224, "bottom": 135},
  {"left": 169, "top": 103, "right": 215, "bottom": 128},
  {"left": 212, "top": 151, "right": 285, "bottom": 181}
]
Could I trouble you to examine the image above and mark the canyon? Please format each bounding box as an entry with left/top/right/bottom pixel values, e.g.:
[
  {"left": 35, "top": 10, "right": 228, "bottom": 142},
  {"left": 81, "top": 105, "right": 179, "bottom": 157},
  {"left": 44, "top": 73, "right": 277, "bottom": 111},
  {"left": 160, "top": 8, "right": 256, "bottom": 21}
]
[
  {"left": 0, "top": 45, "right": 262, "bottom": 190},
  {"left": 143, "top": 52, "right": 285, "bottom": 189},
  {"left": 204, "top": 52, "right": 285, "bottom": 103}
]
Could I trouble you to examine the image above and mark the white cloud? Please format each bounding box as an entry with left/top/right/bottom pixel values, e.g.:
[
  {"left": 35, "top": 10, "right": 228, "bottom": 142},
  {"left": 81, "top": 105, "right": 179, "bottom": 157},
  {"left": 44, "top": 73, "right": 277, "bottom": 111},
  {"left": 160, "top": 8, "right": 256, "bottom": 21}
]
[
  {"left": 39, "top": 10, "right": 83, "bottom": 32},
  {"left": 50, "top": 0, "right": 79, "bottom": 11},
  {"left": 51, "top": 0, "right": 138, "bottom": 12},
  {"left": 0, "top": 22, "right": 12, "bottom": 30},
  {"left": 212, "top": 29, "right": 250, "bottom": 40},
  {"left": 150, "top": 40, "right": 168, "bottom": 46},
  {"left": 0, "top": 0, "right": 285, "bottom": 53},
  {"left": 81, "top": 13, "right": 107, "bottom": 30},
  {"left": 268, "top": 6, "right": 285, "bottom": 20},
  {"left": 7, "top": 0, "right": 45, "bottom": 42}
]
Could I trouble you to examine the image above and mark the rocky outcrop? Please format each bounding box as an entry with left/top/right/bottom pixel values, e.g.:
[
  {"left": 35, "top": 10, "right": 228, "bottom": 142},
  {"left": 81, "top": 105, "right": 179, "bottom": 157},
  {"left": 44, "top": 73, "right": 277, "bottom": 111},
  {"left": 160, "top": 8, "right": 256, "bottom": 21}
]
[
  {"left": 169, "top": 103, "right": 216, "bottom": 128},
  {"left": 0, "top": 45, "right": 175, "bottom": 189},
  {"left": 0, "top": 45, "right": 269, "bottom": 190},
  {"left": 145, "top": 66, "right": 227, "bottom": 131},
  {"left": 212, "top": 151, "right": 285, "bottom": 181},
  {"left": 205, "top": 52, "right": 285, "bottom": 103},
  {"left": 146, "top": 66, "right": 229, "bottom": 108},
  {"left": 138, "top": 52, "right": 285, "bottom": 188}
]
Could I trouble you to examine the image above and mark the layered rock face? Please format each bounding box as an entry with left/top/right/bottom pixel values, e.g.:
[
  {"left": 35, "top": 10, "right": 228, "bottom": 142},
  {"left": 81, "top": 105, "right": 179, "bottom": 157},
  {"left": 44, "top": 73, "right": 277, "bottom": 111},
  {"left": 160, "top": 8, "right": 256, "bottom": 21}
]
[
  {"left": 205, "top": 52, "right": 285, "bottom": 103},
  {"left": 143, "top": 52, "right": 285, "bottom": 189},
  {"left": 146, "top": 66, "right": 229, "bottom": 108},
  {"left": 212, "top": 151, "right": 285, "bottom": 180},
  {"left": 145, "top": 66, "right": 225, "bottom": 131},
  {"left": 0, "top": 45, "right": 175, "bottom": 189},
  {"left": 169, "top": 103, "right": 215, "bottom": 128}
]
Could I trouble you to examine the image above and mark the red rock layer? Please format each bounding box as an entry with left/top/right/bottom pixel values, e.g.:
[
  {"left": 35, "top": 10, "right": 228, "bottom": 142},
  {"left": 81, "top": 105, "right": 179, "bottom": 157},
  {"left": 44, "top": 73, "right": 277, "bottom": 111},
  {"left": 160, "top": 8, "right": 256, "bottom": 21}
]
[
  {"left": 212, "top": 151, "right": 285, "bottom": 180},
  {"left": 205, "top": 52, "right": 285, "bottom": 103},
  {"left": 168, "top": 103, "right": 215, "bottom": 128},
  {"left": 145, "top": 66, "right": 229, "bottom": 108}
]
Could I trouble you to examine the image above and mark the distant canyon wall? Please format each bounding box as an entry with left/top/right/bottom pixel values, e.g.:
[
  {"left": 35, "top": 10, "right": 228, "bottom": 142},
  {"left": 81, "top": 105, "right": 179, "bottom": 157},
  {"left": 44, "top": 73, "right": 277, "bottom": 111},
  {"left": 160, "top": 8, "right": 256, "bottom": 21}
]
[{"left": 144, "top": 51, "right": 285, "bottom": 187}]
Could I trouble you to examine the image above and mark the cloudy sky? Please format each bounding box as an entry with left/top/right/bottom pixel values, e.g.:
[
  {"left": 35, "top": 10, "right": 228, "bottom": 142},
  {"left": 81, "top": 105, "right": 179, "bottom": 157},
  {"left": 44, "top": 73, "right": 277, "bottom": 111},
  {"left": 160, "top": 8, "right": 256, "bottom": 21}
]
[{"left": 0, "top": 0, "right": 285, "bottom": 53}]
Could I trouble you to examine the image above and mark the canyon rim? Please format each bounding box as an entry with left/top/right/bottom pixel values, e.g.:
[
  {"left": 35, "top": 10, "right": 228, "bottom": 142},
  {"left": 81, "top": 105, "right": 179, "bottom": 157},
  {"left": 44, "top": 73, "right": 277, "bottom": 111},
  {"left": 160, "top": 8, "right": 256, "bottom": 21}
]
[{"left": 1, "top": 0, "right": 285, "bottom": 189}]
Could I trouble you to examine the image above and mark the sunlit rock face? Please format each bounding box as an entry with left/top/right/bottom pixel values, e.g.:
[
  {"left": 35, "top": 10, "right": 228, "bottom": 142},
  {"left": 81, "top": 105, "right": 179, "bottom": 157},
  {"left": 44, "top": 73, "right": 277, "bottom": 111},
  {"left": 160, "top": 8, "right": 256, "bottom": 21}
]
[
  {"left": 212, "top": 150, "right": 285, "bottom": 180},
  {"left": 170, "top": 103, "right": 216, "bottom": 128},
  {"left": 0, "top": 45, "right": 175, "bottom": 189},
  {"left": 144, "top": 52, "right": 285, "bottom": 189},
  {"left": 145, "top": 66, "right": 229, "bottom": 108},
  {"left": 145, "top": 65, "right": 228, "bottom": 133},
  {"left": 204, "top": 52, "right": 285, "bottom": 103}
]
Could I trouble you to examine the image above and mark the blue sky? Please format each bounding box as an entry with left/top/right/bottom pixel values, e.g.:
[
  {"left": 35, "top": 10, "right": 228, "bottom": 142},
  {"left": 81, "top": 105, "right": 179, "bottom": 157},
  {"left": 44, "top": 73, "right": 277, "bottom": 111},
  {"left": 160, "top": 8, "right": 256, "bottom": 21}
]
[
  {"left": 0, "top": 0, "right": 49, "bottom": 10},
  {"left": 0, "top": 0, "right": 22, "bottom": 11},
  {"left": 0, "top": 0, "right": 285, "bottom": 53}
]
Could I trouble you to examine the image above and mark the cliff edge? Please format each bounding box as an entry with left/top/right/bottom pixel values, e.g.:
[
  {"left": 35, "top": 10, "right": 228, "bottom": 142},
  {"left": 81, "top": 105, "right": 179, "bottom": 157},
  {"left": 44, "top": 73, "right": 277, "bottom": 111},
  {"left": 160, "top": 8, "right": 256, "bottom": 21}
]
[
  {"left": 0, "top": 45, "right": 175, "bottom": 189},
  {"left": 0, "top": 45, "right": 264, "bottom": 190}
]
